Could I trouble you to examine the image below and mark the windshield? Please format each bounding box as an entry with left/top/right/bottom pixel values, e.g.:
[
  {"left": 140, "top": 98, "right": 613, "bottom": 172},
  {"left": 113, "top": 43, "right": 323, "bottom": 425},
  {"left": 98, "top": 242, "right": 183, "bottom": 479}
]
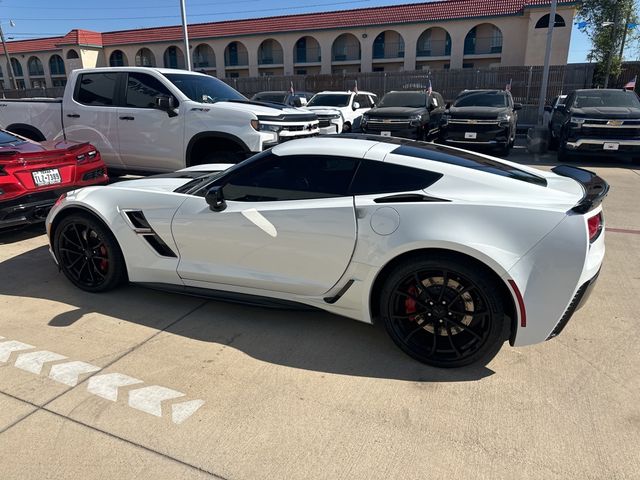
[
  {"left": 307, "top": 94, "right": 350, "bottom": 107},
  {"left": 253, "top": 93, "right": 287, "bottom": 103},
  {"left": 0, "top": 130, "right": 24, "bottom": 145},
  {"left": 379, "top": 92, "right": 427, "bottom": 108},
  {"left": 453, "top": 92, "right": 508, "bottom": 108},
  {"left": 574, "top": 91, "right": 640, "bottom": 108},
  {"left": 164, "top": 73, "right": 246, "bottom": 103}
]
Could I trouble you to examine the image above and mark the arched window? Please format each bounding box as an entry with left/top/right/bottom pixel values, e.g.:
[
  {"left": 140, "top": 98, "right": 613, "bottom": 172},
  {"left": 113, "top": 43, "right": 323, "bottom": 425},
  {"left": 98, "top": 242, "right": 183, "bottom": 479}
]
[
  {"left": 28, "top": 57, "right": 45, "bottom": 76},
  {"left": 10, "top": 58, "right": 23, "bottom": 77},
  {"left": 465, "top": 24, "right": 502, "bottom": 55},
  {"left": 258, "top": 39, "right": 284, "bottom": 65},
  {"left": 332, "top": 33, "right": 361, "bottom": 61},
  {"left": 109, "top": 50, "right": 127, "bottom": 67},
  {"left": 163, "top": 46, "right": 185, "bottom": 69},
  {"left": 66, "top": 50, "right": 79, "bottom": 60},
  {"left": 224, "top": 41, "right": 248, "bottom": 66},
  {"left": 193, "top": 44, "right": 215, "bottom": 68},
  {"left": 417, "top": 28, "right": 451, "bottom": 57},
  {"left": 535, "top": 13, "right": 566, "bottom": 29},
  {"left": 135, "top": 48, "right": 156, "bottom": 67},
  {"left": 294, "top": 36, "right": 321, "bottom": 63},
  {"left": 49, "top": 55, "right": 65, "bottom": 76}
]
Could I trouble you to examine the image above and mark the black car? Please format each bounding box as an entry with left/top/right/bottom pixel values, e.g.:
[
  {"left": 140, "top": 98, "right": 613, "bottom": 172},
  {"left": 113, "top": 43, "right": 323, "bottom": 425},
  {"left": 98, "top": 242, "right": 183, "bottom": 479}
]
[
  {"left": 251, "top": 90, "right": 315, "bottom": 107},
  {"left": 439, "top": 89, "right": 521, "bottom": 155},
  {"left": 549, "top": 88, "right": 640, "bottom": 161},
  {"left": 360, "top": 90, "right": 445, "bottom": 140}
]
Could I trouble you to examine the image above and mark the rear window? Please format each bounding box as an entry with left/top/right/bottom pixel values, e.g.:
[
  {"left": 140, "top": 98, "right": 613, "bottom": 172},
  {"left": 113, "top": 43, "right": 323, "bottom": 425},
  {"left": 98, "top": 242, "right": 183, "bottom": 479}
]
[
  {"left": 392, "top": 144, "right": 547, "bottom": 186},
  {"left": 308, "top": 94, "right": 351, "bottom": 107},
  {"left": 0, "top": 130, "right": 23, "bottom": 145},
  {"left": 350, "top": 160, "right": 442, "bottom": 195}
]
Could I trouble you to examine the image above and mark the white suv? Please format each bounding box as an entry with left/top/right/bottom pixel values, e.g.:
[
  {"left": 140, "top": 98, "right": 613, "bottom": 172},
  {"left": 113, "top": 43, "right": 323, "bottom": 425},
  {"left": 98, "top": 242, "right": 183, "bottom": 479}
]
[{"left": 306, "top": 91, "right": 378, "bottom": 133}]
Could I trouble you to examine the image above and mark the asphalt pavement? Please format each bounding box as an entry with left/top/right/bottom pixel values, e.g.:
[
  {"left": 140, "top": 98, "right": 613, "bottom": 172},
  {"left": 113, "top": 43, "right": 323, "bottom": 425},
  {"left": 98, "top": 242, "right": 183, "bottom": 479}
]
[{"left": 0, "top": 142, "right": 639, "bottom": 479}]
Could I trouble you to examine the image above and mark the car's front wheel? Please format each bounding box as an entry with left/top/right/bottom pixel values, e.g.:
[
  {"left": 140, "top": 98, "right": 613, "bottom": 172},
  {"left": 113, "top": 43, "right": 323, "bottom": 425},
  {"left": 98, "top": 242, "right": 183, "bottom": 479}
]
[
  {"left": 379, "top": 256, "right": 507, "bottom": 368},
  {"left": 54, "top": 212, "right": 127, "bottom": 292}
]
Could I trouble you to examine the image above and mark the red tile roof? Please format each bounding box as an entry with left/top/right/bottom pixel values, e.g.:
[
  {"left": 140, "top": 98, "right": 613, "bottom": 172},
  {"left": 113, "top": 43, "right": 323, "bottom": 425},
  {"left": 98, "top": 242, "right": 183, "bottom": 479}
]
[{"left": 5, "top": 0, "right": 575, "bottom": 54}]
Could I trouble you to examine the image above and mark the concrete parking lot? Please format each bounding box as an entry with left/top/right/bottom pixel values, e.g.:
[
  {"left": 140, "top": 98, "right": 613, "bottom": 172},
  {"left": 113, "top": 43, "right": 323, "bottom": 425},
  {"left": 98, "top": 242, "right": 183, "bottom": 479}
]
[{"left": 1, "top": 143, "right": 639, "bottom": 480}]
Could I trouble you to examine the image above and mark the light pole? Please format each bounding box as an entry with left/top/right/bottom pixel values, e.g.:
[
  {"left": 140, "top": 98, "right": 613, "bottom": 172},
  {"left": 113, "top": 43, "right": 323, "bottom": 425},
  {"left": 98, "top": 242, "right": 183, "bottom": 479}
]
[
  {"left": 0, "top": 20, "right": 16, "bottom": 90},
  {"left": 537, "top": 0, "right": 557, "bottom": 126},
  {"left": 180, "top": 0, "right": 192, "bottom": 71}
]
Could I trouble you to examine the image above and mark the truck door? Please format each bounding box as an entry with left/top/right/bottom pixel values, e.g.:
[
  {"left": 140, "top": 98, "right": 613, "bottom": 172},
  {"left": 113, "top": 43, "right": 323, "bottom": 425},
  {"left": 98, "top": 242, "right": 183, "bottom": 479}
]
[
  {"left": 116, "top": 72, "right": 185, "bottom": 173},
  {"left": 63, "top": 71, "right": 124, "bottom": 170}
]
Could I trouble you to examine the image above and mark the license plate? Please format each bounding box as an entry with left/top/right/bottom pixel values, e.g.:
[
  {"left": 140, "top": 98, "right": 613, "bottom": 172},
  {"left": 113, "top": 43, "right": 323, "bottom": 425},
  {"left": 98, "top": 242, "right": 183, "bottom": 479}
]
[
  {"left": 603, "top": 142, "right": 619, "bottom": 151},
  {"left": 381, "top": 131, "right": 391, "bottom": 137},
  {"left": 465, "top": 132, "right": 477, "bottom": 139},
  {"left": 32, "top": 168, "right": 62, "bottom": 186}
]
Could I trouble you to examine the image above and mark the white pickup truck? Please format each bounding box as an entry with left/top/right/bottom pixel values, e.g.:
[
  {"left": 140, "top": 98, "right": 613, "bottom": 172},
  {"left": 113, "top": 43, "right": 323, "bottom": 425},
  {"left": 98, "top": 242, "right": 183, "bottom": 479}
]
[{"left": 0, "top": 67, "right": 319, "bottom": 173}]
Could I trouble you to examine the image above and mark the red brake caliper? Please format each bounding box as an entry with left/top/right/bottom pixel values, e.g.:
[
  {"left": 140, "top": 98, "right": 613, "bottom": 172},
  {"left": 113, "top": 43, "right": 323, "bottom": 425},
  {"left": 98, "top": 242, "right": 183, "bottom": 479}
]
[
  {"left": 99, "top": 246, "right": 108, "bottom": 271},
  {"left": 405, "top": 286, "right": 417, "bottom": 319}
]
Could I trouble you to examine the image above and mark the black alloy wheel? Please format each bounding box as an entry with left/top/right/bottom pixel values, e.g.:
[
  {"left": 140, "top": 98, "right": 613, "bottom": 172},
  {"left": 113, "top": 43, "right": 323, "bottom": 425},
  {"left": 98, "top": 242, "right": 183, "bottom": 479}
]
[
  {"left": 54, "top": 213, "right": 126, "bottom": 292},
  {"left": 380, "top": 257, "right": 507, "bottom": 368}
]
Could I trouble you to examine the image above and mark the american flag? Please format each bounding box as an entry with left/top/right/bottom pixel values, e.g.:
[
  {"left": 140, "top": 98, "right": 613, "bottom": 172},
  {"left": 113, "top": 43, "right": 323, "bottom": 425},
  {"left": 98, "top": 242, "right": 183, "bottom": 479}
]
[
  {"left": 505, "top": 78, "right": 512, "bottom": 92},
  {"left": 624, "top": 76, "right": 637, "bottom": 91},
  {"left": 353, "top": 80, "right": 358, "bottom": 94},
  {"left": 427, "top": 79, "right": 432, "bottom": 95},
  {"left": 290, "top": 81, "right": 295, "bottom": 95}
]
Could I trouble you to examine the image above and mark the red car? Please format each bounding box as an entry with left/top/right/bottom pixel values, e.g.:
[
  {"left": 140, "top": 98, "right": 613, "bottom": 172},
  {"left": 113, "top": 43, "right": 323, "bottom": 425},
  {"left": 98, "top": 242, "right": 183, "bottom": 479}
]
[{"left": 0, "top": 130, "right": 107, "bottom": 229}]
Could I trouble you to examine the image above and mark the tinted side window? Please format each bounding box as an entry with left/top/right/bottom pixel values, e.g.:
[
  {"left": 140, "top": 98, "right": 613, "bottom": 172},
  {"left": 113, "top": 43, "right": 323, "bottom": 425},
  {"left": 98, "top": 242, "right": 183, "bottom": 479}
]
[
  {"left": 355, "top": 94, "right": 371, "bottom": 108},
  {"left": 222, "top": 154, "right": 358, "bottom": 202},
  {"left": 350, "top": 161, "right": 442, "bottom": 195},
  {"left": 75, "top": 72, "right": 118, "bottom": 106},
  {"left": 126, "top": 72, "right": 176, "bottom": 108}
]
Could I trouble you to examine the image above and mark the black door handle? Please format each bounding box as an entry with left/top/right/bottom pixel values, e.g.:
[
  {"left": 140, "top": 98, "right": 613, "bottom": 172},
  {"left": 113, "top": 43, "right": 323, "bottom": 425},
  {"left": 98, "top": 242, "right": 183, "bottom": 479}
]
[
  {"left": 119, "top": 116, "right": 135, "bottom": 120},
  {"left": 66, "top": 113, "right": 80, "bottom": 118}
]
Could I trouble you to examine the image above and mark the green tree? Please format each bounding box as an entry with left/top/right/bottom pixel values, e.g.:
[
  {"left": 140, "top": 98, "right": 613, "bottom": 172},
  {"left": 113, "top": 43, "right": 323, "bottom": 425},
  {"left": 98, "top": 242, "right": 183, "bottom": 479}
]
[{"left": 578, "top": 0, "right": 639, "bottom": 87}]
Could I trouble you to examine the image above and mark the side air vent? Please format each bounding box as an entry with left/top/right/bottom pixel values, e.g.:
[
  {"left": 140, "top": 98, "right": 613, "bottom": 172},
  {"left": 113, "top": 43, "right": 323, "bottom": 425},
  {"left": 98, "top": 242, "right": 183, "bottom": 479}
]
[{"left": 123, "top": 210, "right": 177, "bottom": 258}]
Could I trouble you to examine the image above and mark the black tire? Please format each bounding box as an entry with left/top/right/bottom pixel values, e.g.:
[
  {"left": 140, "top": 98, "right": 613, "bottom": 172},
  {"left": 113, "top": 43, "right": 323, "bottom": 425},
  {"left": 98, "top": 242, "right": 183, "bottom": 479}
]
[
  {"left": 196, "top": 150, "right": 245, "bottom": 165},
  {"left": 53, "top": 212, "right": 127, "bottom": 292},
  {"left": 342, "top": 122, "right": 352, "bottom": 133},
  {"left": 379, "top": 256, "right": 507, "bottom": 368},
  {"left": 557, "top": 139, "right": 574, "bottom": 162},
  {"left": 498, "top": 142, "right": 511, "bottom": 157},
  {"left": 548, "top": 129, "right": 559, "bottom": 150}
]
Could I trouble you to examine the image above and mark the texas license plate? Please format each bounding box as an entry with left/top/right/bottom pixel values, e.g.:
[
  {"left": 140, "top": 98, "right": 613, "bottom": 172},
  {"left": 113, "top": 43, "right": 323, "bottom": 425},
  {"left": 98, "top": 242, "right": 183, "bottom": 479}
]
[
  {"left": 32, "top": 168, "right": 62, "bottom": 186},
  {"left": 381, "top": 131, "right": 391, "bottom": 137},
  {"left": 603, "top": 142, "right": 619, "bottom": 151},
  {"left": 465, "top": 132, "right": 477, "bottom": 139}
]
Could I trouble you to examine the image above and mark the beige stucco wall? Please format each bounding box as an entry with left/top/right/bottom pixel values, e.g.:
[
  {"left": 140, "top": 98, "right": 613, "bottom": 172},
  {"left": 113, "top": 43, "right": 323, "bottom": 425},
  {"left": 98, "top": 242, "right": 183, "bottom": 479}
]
[{"left": 7, "top": 4, "right": 576, "bottom": 88}]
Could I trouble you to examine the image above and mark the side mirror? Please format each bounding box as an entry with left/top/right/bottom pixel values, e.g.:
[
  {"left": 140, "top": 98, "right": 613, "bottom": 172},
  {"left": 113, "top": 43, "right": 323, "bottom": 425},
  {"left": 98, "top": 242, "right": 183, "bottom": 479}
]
[
  {"left": 155, "top": 95, "right": 177, "bottom": 117},
  {"left": 292, "top": 97, "right": 303, "bottom": 108},
  {"left": 205, "top": 186, "right": 226, "bottom": 212},
  {"left": 352, "top": 102, "right": 360, "bottom": 110},
  {"left": 513, "top": 103, "right": 522, "bottom": 111}
]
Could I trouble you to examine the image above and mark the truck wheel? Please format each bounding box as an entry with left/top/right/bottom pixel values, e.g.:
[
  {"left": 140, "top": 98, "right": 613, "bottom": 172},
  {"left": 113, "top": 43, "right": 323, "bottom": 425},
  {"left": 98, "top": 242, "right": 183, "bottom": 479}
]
[
  {"left": 558, "top": 139, "right": 575, "bottom": 162},
  {"left": 342, "top": 122, "right": 352, "bottom": 134},
  {"left": 197, "top": 151, "right": 245, "bottom": 165}
]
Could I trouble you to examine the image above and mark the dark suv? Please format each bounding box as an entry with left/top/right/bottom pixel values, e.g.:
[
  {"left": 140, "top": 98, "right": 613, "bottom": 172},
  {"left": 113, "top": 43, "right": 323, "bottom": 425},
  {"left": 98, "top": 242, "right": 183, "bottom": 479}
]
[
  {"left": 549, "top": 89, "right": 640, "bottom": 161},
  {"left": 360, "top": 90, "right": 445, "bottom": 140},
  {"left": 439, "top": 89, "right": 521, "bottom": 155}
]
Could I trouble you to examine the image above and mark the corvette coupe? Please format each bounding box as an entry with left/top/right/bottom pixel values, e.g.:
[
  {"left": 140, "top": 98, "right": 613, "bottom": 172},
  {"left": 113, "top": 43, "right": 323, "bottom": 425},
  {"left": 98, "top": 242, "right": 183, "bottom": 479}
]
[
  {"left": 0, "top": 129, "right": 107, "bottom": 229},
  {"left": 45, "top": 135, "right": 607, "bottom": 367}
]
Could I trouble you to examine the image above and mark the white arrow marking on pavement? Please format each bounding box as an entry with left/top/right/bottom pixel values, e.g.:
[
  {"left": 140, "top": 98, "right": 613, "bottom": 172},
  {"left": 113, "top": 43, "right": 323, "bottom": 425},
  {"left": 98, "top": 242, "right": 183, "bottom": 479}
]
[
  {"left": 0, "top": 340, "right": 35, "bottom": 362},
  {"left": 14, "top": 350, "right": 67, "bottom": 374},
  {"left": 87, "top": 373, "right": 143, "bottom": 401},
  {"left": 128, "top": 386, "right": 185, "bottom": 417},
  {"left": 49, "top": 361, "right": 101, "bottom": 386},
  {"left": 171, "top": 399, "right": 205, "bottom": 424}
]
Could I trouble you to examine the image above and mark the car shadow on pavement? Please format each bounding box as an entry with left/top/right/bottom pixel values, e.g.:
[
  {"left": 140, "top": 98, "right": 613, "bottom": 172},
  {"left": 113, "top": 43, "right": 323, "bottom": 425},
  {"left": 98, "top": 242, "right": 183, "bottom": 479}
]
[
  {"left": 3, "top": 245, "right": 494, "bottom": 383},
  {"left": 0, "top": 224, "right": 46, "bottom": 245}
]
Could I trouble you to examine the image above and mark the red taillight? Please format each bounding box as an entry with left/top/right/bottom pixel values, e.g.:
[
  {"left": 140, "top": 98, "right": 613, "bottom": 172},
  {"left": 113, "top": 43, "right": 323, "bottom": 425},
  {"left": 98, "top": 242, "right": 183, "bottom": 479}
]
[{"left": 587, "top": 212, "right": 603, "bottom": 242}]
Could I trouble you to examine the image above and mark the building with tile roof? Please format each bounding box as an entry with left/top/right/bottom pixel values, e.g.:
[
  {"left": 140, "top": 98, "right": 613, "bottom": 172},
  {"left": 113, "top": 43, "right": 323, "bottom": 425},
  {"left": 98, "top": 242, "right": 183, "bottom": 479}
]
[{"left": 1, "top": 0, "right": 576, "bottom": 89}]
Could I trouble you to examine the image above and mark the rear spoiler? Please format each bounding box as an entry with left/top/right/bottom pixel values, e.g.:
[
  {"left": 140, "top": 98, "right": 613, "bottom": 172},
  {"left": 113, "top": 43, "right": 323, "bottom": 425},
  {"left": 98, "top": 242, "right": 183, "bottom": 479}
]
[{"left": 551, "top": 165, "right": 609, "bottom": 214}]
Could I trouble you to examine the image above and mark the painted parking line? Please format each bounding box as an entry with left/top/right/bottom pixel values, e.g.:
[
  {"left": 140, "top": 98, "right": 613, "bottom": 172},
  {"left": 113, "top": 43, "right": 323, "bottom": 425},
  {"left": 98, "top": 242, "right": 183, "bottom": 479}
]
[
  {"left": 0, "top": 335, "right": 204, "bottom": 424},
  {"left": 606, "top": 227, "right": 640, "bottom": 235}
]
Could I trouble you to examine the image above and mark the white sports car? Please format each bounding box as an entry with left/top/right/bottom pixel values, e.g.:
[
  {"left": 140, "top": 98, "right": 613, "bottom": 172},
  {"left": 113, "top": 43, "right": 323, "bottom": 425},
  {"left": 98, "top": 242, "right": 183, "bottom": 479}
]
[{"left": 45, "top": 135, "right": 608, "bottom": 367}]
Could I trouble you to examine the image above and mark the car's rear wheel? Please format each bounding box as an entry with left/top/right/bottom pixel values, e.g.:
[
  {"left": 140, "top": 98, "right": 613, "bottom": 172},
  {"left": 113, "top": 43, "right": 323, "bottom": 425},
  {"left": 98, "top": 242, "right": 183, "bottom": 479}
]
[
  {"left": 54, "top": 213, "right": 126, "bottom": 292},
  {"left": 379, "top": 256, "right": 507, "bottom": 368}
]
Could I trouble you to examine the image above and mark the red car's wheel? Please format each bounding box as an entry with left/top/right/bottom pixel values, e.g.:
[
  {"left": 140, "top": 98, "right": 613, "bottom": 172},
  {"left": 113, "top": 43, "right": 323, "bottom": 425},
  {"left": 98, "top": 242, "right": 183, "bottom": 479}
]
[{"left": 54, "top": 213, "right": 126, "bottom": 292}]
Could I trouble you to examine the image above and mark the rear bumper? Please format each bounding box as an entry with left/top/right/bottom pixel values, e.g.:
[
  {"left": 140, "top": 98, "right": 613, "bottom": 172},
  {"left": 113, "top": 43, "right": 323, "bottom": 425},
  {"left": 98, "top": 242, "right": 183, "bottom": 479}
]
[
  {"left": 362, "top": 124, "right": 421, "bottom": 139},
  {"left": 565, "top": 137, "right": 640, "bottom": 155},
  {"left": 0, "top": 188, "right": 68, "bottom": 229},
  {"left": 440, "top": 124, "right": 510, "bottom": 147}
]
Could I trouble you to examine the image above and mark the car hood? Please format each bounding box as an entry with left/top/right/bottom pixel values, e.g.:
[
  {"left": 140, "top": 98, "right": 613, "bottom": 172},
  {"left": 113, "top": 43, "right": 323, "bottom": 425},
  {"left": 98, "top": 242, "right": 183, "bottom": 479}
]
[
  {"left": 571, "top": 106, "right": 640, "bottom": 118},
  {"left": 304, "top": 106, "right": 342, "bottom": 116},
  {"left": 366, "top": 107, "right": 426, "bottom": 118},
  {"left": 213, "top": 99, "right": 316, "bottom": 119},
  {"left": 448, "top": 106, "right": 509, "bottom": 119},
  {"left": 109, "top": 177, "right": 193, "bottom": 193}
]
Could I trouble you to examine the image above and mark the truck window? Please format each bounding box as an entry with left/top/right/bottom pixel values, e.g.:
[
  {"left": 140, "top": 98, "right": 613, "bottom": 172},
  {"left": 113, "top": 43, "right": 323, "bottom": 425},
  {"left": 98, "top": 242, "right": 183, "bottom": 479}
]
[
  {"left": 126, "top": 72, "right": 177, "bottom": 109},
  {"left": 75, "top": 72, "right": 118, "bottom": 107}
]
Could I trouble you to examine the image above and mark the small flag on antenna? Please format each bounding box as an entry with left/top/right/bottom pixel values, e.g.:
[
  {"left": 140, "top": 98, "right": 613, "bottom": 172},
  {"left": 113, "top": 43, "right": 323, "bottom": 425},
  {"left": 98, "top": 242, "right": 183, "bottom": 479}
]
[
  {"left": 505, "top": 78, "right": 512, "bottom": 92},
  {"left": 290, "top": 81, "right": 295, "bottom": 95},
  {"left": 427, "top": 78, "right": 432, "bottom": 95},
  {"left": 624, "top": 75, "right": 637, "bottom": 91},
  {"left": 353, "top": 80, "right": 358, "bottom": 94}
]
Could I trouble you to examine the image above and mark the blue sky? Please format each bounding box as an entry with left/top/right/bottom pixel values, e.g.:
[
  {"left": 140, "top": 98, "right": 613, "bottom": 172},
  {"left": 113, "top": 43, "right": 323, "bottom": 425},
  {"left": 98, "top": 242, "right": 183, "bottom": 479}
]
[{"left": 0, "top": 0, "right": 609, "bottom": 63}]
